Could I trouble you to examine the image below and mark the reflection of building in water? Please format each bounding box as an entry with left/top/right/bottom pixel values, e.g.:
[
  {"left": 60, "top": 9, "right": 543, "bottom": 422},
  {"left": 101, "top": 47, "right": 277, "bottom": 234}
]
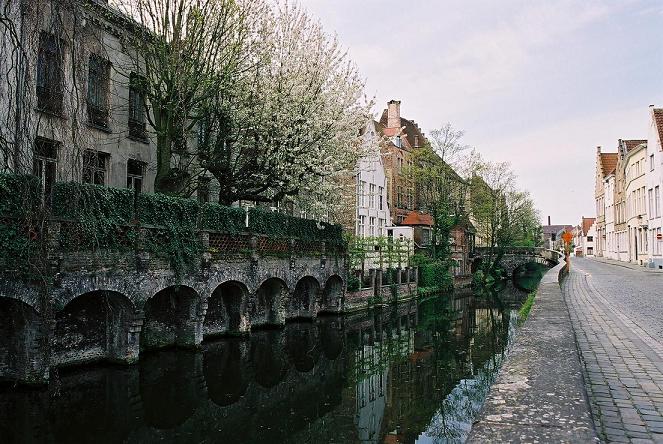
[{"left": 351, "top": 311, "right": 416, "bottom": 443}]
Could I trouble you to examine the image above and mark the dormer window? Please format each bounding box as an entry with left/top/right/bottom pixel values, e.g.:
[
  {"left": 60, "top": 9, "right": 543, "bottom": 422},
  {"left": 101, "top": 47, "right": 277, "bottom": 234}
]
[
  {"left": 393, "top": 136, "right": 401, "bottom": 148},
  {"left": 414, "top": 135, "right": 419, "bottom": 147}
]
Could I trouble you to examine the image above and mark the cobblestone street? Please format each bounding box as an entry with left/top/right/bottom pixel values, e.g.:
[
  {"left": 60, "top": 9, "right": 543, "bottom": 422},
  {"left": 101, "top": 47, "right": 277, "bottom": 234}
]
[{"left": 564, "top": 258, "right": 663, "bottom": 443}]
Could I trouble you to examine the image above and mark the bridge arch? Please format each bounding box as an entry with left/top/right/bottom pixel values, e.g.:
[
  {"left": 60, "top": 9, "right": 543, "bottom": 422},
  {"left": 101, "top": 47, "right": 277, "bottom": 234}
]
[
  {"left": 205, "top": 280, "right": 248, "bottom": 338},
  {"left": 141, "top": 285, "right": 201, "bottom": 351},
  {"left": 321, "top": 275, "right": 344, "bottom": 314},
  {"left": 251, "top": 277, "right": 288, "bottom": 329},
  {"left": 288, "top": 276, "right": 320, "bottom": 320},
  {"left": 0, "top": 296, "right": 47, "bottom": 384},
  {"left": 53, "top": 290, "right": 135, "bottom": 367}
]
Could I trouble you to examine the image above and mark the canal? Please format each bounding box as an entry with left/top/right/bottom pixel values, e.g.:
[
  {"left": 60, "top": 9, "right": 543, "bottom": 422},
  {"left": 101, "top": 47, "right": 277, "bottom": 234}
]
[{"left": 0, "top": 285, "right": 532, "bottom": 443}]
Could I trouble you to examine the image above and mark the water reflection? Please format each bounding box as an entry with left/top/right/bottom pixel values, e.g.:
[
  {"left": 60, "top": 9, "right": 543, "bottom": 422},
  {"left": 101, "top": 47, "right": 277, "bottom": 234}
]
[{"left": 0, "top": 293, "right": 518, "bottom": 444}]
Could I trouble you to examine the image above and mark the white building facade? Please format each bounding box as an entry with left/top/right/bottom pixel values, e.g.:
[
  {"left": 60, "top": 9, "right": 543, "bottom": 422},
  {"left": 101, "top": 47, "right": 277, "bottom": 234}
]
[
  {"left": 646, "top": 106, "right": 663, "bottom": 269},
  {"left": 604, "top": 174, "right": 617, "bottom": 259},
  {"left": 624, "top": 143, "right": 649, "bottom": 264}
]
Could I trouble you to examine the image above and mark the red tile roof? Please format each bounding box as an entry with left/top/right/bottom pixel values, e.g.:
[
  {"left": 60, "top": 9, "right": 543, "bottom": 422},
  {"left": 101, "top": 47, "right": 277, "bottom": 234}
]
[
  {"left": 582, "top": 217, "right": 595, "bottom": 236},
  {"left": 623, "top": 139, "right": 647, "bottom": 153},
  {"left": 600, "top": 152, "right": 618, "bottom": 177},
  {"left": 654, "top": 109, "right": 663, "bottom": 147},
  {"left": 401, "top": 211, "right": 433, "bottom": 226}
]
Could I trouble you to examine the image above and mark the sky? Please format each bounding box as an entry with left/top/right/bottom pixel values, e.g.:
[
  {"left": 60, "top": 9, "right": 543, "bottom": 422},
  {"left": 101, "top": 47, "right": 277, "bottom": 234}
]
[{"left": 299, "top": 0, "right": 663, "bottom": 225}]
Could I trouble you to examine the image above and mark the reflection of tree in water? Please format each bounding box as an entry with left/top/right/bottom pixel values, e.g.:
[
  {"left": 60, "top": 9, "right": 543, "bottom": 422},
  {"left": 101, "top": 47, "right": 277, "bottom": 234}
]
[{"left": 420, "top": 307, "right": 517, "bottom": 442}]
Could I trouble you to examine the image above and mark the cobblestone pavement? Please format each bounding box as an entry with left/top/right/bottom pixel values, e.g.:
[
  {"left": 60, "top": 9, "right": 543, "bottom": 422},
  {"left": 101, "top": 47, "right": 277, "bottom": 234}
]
[{"left": 563, "top": 258, "right": 663, "bottom": 443}]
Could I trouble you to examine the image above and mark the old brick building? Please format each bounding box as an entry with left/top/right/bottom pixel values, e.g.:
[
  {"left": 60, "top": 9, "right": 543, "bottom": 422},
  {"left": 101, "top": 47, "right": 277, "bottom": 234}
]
[{"left": 377, "top": 100, "right": 427, "bottom": 225}]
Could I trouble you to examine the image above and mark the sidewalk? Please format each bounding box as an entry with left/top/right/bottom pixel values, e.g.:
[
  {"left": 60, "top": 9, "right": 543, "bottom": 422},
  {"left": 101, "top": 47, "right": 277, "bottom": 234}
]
[
  {"left": 468, "top": 263, "right": 598, "bottom": 443},
  {"left": 590, "top": 256, "right": 663, "bottom": 273}
]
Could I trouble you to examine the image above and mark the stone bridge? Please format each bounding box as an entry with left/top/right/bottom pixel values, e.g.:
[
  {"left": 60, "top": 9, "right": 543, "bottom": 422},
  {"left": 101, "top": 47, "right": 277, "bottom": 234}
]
[
  {"left": 474, "top": 247, "right": 562, "bottom": 277},
  {"left": 0, "top": 229, "right": 346, "bottom": 385}
]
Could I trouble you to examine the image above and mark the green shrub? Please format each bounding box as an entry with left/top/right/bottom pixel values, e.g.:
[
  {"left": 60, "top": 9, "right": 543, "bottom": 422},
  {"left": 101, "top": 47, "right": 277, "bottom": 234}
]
[
  {"left": 346, "top": 274, "right": 360, "bottom": 292},
  {"left": 419, "top": 261, "right": 452, "bottom": 291}
]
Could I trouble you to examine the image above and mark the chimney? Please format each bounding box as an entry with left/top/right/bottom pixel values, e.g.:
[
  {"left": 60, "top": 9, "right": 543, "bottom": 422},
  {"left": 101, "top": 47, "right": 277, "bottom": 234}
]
[
  {"left": 387, "top": 100, "right": 401, "bottom": 129},
  {"left": 548, "top": 216, "right": 551, "bottom": 226}
]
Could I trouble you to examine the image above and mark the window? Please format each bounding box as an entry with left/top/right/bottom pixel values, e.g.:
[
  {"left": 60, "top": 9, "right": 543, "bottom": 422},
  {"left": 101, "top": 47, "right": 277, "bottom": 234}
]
[
  {"left": 82, "top": 150, "right": 109, "bottom": 185},
  {"left": 397, "top": 157, "right": 403, "bottom": 173},
  {"left": 358, "top": 215, "right": 366, "bottom": 237},
  {"left": 87, "top": 55, "right": 111, "bottom": 127},
  {"left": 129, "top": 73, "right": 147, "bottom": 140},
  {"left": 378, "top": 218, "right": 385, "bottom": 236},
  {"left": 369, "top": 217, "right": 376, "bottom": 237},
  {"left": 657, "top": 186, "right": 661, "bottom": 218},
  {"left": 650, "top": 189, "right": 654, "bottom": 217},
  {"left": 587, "top": 247, "right": 593, "bottom": 255},
  {"left": 33, "top": 138, "right": 58, "bottom": 198},
  {"left": 36, "top": 32, "right": 63, "bottom": 114},
  {"left": 396, "top": 185, "right": 403, "bottom": 207},
  {"left": 414, "top": 135, "right": 419, "bottom": 147},
  {"left": 651, "top": 154, "right": 655, "bottom": 172},
  {"left": 378, "top": 186, "right": 384, "bottom": 210},
  {"left": 126, "top": 159, "right": 145, "bottom": 192},
  {"left": 197, "top": 177, "right": 210, "bottom": 203},
  {"left": 587, "top": 236, "right": 593, "bottom": 242},
  {"left": 369, "top": 184, "right": 375, "bottom": 208},
  {"left": 359, "top": 180, "right": 366, "bottom": 207}
]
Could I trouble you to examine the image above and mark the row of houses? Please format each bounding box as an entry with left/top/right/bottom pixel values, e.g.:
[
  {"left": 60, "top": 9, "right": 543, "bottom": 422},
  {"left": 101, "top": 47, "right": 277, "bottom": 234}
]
[{"left": 593, "top": 106, "right": 663, "bottom": 268}]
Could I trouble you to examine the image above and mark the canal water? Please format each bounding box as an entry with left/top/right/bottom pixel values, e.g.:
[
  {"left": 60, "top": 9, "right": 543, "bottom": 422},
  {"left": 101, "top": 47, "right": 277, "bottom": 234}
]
[{"left": 0, "top": 288, "right": 528, "bottom": 444}]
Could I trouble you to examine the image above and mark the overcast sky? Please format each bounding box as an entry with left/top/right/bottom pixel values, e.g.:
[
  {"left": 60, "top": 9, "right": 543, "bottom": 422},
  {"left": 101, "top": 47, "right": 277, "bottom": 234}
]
[{"left": 299, "top": 0, "right": 663, "bottom": 225}]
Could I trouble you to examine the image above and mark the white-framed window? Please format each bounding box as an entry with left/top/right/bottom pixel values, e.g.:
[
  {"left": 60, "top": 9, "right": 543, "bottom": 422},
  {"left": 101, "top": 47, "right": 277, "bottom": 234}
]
[
  {"left": 357, "top": 179, "right": 366, "bottom": 207},
  {"left": 656, "top": 186, "right": 661, "bottom": 217},
  {"left": 358, "top": 215, "right": 366, "bottom": 237},
  {"left": 369, "top": 216, "right": 376, "bottom": 237},
  {"left": 369, "top": 183, "right": 375, "bottom": 208},
  {"left": 378, "top": 186, "right": 384, "bottom": 210}
]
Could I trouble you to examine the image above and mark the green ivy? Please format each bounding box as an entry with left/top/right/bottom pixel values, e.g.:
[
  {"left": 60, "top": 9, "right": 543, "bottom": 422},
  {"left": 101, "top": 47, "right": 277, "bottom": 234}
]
[{"left": 0, "top": 174, "right": 344, "bottom": 278}]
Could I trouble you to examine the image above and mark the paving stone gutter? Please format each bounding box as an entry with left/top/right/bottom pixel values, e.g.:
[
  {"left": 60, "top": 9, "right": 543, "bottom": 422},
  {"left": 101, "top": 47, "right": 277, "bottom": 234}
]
[{"left": 468, "top": 262, "right": 600, "bottom": 443}]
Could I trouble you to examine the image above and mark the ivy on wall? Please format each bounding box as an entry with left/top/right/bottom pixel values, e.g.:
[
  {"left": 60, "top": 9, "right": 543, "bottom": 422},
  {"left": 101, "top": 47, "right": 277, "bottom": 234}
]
[
  {"left": 0, "top": 173, "right": 344, "bottom": 277},
  {"left": 0, "top": 175, "right": 41, "bottom": 272}
]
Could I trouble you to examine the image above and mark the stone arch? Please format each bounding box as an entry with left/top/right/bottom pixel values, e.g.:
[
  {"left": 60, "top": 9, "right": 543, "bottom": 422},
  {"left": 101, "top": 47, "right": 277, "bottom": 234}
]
[
  {"left": 287, "top": 276, "right": 320, "bottom": 320},
  {"left": 203, "top": 339, "right": 248, "bottom": 407},
  {"left": 285, "top": 322, "right": 320, "bottom": 372},
  {"left": 0, "top": 297, "right": 47, "bottom": 384},
  {"left": 250, "top": 330, "right": 288, "bottom": 388},
  {"left": 251, "top": 278, "right": 288, "bottom": 329},
  {"left": 141, "top": 285, "right": 201, "bottom": 351},
  {"left": 53, "top": 290, "right": 136, "bottom": 367},
  {"left": 204, "top": 281, "right": 248, "bottom": 338},
  {"left": 321, "top": 275, "right": 344, "bottom": 313}
]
